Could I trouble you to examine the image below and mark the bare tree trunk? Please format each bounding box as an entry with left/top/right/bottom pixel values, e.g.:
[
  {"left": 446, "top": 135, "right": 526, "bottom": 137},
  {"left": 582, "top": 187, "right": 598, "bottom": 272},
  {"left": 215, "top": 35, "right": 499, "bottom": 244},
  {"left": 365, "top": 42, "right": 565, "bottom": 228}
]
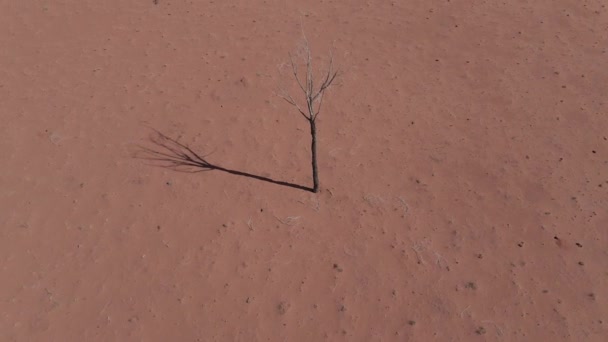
[{"left": 310, "top": 119, "right": 319, "bottom": 193}]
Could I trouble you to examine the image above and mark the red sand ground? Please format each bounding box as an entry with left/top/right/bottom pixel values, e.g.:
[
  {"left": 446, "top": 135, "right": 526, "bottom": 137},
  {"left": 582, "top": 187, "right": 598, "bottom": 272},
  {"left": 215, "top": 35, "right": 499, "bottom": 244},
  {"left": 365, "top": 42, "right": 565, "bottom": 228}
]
[{"left": 1, "top": 1, "right": 607, "bottom": 341}]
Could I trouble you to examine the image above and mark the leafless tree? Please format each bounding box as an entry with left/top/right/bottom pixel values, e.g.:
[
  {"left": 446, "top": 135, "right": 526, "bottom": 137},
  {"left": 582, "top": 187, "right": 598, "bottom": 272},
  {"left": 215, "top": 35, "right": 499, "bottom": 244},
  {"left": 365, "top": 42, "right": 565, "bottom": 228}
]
[{"left": 279, "top": 37, "right": 338, "bottom": 193}]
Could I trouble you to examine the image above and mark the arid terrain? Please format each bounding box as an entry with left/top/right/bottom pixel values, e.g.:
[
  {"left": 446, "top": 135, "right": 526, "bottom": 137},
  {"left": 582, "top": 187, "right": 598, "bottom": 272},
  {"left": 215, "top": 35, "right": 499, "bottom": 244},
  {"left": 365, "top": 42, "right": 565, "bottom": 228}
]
[{"left": 1, "top": 0, "right": 607, "bottom": 341}]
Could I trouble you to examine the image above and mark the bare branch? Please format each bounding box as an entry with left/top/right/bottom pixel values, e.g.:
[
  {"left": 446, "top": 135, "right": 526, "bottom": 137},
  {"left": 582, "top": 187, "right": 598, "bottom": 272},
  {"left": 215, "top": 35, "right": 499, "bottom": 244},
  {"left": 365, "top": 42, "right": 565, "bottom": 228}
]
[
  {"left": 279, "top": 91, "right": 310, "bottom": 120},
  {"left": 299, "top": 28, "right": 314, "bottom": 98},
  {"left": 312, "top": 51, "right": 338, "bottom": 101},
  {"left": 313, "top": 87, "right": 326, "bottom": 121},
  {"left": 306, "top": 42, "right": 313, "bottom": 97},
  {"left": 312, "top": 71, "right": 338, "bottom": 102},
  {"left": 289, "top": 53, "right": 306, "bottom": 94}
]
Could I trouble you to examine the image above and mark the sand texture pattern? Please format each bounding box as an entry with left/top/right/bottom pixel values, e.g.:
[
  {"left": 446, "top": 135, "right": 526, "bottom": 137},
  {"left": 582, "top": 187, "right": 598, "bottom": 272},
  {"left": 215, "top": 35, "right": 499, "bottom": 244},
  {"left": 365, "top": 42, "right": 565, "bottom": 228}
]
[{"left": 1, "top": 1, "right": 607, "bottom": 341}]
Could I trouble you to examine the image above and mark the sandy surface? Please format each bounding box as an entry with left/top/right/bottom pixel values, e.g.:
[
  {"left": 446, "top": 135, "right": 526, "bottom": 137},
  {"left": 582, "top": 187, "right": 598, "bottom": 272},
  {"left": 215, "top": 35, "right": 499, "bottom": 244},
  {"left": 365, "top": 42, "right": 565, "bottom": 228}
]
[{"left": 1, "top": 0, "right": 607, "bottom": 341}]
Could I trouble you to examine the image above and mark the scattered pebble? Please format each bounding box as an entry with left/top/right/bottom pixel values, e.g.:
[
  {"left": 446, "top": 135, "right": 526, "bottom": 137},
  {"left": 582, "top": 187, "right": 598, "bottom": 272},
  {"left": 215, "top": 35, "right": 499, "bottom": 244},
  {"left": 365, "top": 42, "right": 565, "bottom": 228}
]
[
  {"left": 475, "top": 327, "right": 486, "bottom": 335},
  {"left": 277, "top": 301, "right": 290, "bottom": 315},
  {"left": 465, "top": 282, "right": 478, "bottom": 290}
]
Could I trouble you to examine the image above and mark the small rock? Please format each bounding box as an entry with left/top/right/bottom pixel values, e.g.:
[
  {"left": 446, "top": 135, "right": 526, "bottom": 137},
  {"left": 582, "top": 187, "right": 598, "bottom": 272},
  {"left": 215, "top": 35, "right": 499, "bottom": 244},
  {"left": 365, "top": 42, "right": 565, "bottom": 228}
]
[
  {"left": 475, "top": 327, "right": 486, "bottom": 335},
  {"left": 465, "top": 282, "right": 477, "bottom": 290}
]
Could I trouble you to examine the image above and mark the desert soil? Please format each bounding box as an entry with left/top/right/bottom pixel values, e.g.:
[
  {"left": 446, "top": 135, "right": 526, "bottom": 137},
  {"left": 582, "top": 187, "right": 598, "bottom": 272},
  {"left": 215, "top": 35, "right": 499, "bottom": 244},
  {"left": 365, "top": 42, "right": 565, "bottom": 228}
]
[{"left": 1, "top": 0, "right": 607, "bottom": 341}]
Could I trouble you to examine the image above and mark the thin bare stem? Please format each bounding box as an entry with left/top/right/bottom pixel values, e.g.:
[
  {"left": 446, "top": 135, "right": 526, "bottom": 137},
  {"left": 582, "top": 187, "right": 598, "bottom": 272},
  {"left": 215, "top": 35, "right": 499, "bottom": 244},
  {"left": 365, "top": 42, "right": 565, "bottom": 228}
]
[
  {"left": 289, "top": 53, "right": 307, "bottom": 94},
  {"left": 279, "top": 90, "right": 310, "bottom": 120}
]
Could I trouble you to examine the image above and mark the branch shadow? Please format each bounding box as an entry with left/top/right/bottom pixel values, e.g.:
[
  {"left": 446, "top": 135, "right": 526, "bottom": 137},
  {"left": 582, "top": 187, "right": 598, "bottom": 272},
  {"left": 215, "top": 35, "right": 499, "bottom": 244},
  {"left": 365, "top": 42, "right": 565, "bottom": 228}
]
[{"left": 134, "top": 129, "right": 314, "bottom": 192}]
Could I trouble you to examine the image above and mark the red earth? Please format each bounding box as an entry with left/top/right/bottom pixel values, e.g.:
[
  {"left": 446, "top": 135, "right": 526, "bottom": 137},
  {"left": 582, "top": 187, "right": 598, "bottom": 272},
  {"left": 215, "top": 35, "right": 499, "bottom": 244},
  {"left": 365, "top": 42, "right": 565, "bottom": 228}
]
[{"left": 1, "top": 0, "right": 607, "bottom": 341}]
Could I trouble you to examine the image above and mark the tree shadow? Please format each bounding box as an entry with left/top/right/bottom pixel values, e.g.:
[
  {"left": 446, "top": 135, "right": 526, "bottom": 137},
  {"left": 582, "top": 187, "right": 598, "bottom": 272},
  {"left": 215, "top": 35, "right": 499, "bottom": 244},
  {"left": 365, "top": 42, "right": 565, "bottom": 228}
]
[{"left": 134, "top": 129, "right": 314, "bottom": 192}]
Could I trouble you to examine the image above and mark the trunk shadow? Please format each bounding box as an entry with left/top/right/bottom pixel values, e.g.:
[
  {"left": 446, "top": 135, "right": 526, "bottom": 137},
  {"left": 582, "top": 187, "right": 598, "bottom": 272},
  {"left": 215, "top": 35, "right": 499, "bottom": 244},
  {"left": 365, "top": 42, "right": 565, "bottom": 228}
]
[{"left": 134, "top": 129, "right": 314, "bottom": 193}]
